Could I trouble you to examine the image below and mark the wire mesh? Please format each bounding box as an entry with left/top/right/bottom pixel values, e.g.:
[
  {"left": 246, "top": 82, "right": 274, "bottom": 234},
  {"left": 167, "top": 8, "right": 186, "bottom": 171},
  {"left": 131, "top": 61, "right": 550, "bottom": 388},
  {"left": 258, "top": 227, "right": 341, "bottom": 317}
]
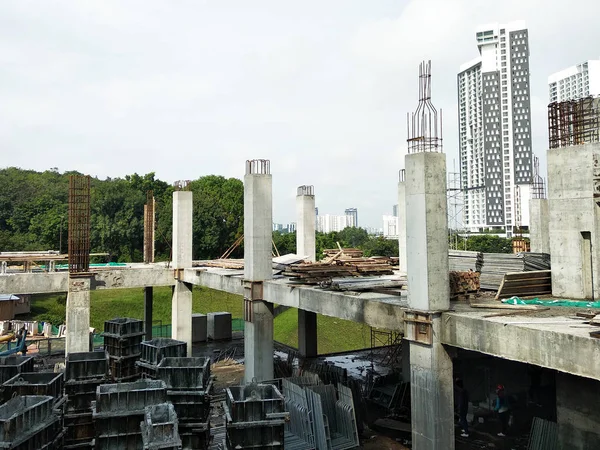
[{"left": 68, "top": 175, "right": 91, "bottom": 274}]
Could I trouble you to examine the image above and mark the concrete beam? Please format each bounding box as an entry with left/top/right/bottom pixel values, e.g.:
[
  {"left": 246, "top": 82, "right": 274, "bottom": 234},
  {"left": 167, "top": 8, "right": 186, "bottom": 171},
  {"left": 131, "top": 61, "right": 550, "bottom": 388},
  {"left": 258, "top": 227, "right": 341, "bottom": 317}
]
[
  {"left": 0, "top": 267, "right": 175, "bottom": 295},
  {"left": 441, "top": 312, "right": 600, "bottom": 382}
]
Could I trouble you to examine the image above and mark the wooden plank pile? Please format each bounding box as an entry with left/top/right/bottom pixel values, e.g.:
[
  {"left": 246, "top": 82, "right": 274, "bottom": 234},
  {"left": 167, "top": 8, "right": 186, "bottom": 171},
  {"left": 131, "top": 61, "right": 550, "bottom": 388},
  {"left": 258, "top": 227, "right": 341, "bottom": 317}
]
[
  {"left": 193, "top": 259, "right": 244, "bottom": 270},
  {"left": 283, "top": 259, "right": 394, "bottom": 284},
  {"left": 494, "top": 270, "right": 552, "bottom": 300},
  {"left": 322, "top": 248, "right": 364, "bottom": 261},
  {"left": 450, "top": 271, "right": 480, "bottom": 295},
  {"left": 480, "top": 253, "right": 552, "bottom": 290}
]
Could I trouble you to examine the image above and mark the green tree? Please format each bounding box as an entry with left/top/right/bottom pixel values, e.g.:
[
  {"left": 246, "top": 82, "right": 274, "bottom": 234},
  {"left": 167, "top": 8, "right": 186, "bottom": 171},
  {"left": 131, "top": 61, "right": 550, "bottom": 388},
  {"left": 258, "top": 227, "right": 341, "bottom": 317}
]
[
  {"left": 272, "top": 231, "right": 296, "bottom": 255},
  {"left": 337, "top": 227, "right": 369, "bottom": 248},
  {"left": 466, "top": 235, "right": 512, "bottom": 253},
  {"left": 362, "top": 237, "right": 399, "bottom": 257}
]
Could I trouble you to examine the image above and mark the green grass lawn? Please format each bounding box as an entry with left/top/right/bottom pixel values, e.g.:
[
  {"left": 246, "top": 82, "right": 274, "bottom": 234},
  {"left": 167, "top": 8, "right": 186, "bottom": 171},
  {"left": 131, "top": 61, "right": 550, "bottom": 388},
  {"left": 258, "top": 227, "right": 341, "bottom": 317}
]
[{"left": 29, "top": 287, "right": 373, "bottom": 354}]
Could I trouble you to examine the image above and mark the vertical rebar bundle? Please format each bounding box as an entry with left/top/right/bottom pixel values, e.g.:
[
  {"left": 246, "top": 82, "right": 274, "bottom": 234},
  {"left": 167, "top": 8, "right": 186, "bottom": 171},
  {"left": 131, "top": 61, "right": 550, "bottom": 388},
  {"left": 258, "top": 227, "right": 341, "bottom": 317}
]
[
  {"left": 297, "top": 185, "right": 314, "bottom": 196},
  {"left": 144, "top": 191, "right": 155, "bottom": 264},
  {"left": 407, "top": 60, "right": 443, "bottom": 153},
  {"left": 173, "top": 180, "right": 191, "bottom": 191},
  {"left": 531, "top": 157, "right": 546, "bottom": 199},
  {"left": 246, "top": 159, "right": 270, "bottom": 175},
  {"left": 68, "top": 175, "right": 91, "bottom": 274},
  {"left": 548, "top": 96, "right": 600, "bottom": 149}
]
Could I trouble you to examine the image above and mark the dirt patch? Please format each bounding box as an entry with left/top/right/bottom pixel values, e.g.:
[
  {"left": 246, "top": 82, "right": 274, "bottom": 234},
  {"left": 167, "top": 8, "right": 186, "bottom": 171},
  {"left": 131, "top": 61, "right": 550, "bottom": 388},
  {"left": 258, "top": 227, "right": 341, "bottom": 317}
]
[{"left": 212, "top": 358, "right": 244, "bottom": 392}]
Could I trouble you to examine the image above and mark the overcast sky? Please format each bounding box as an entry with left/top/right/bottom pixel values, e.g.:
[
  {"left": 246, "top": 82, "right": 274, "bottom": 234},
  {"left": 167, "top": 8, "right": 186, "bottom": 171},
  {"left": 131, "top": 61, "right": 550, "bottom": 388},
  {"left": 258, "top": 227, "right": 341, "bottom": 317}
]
[{"left": 2, "top": 1, "right": 599, "bottom": 228}]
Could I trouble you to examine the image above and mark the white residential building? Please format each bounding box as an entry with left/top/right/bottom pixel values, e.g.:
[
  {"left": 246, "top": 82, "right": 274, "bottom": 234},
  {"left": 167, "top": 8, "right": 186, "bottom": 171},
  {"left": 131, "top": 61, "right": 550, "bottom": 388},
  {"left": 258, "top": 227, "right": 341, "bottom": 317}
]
[
  {"left": 344, "top": 208, "right": 358, "bottom": 228},
  {"left": 382, "top": 215, "right": 398, "bottom": 239},
  {"left": 458, "top": 20, "right": 533, "bottom": 236},
  {"left": 548, "top": 59, "right": 600, "bottom": 103},
  {"left": 316, "top": 214, "right": 348, "bottom": 233}
]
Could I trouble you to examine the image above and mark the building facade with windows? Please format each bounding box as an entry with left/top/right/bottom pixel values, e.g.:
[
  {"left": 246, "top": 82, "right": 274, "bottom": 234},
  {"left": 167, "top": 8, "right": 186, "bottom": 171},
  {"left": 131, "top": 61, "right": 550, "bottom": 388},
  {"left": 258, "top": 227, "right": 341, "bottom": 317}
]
[
  {"left": 549, "top": 59, "right": 600, "bottom": 103},
  {"left": 458, "top": 20, "right": 533, "bottom": 236},
  {"left": 344, "top": 208, "right": 358, "bottom": 228}
]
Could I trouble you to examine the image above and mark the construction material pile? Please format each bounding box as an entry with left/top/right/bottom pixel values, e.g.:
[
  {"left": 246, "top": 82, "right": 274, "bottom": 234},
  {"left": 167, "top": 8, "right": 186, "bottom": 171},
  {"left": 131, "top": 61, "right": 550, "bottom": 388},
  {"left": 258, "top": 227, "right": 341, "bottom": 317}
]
[
  {"left": 449, "top": 271, "right": 480, "bottom": 295},
  {"left": 103, "top": 318, "right": 145, "bottom": 381},
  {"left": 480, "top": 253, "right": 551, "bottom": 290},
  {"left": 449, "top": 250, "right": 483, "bottom": 272}
]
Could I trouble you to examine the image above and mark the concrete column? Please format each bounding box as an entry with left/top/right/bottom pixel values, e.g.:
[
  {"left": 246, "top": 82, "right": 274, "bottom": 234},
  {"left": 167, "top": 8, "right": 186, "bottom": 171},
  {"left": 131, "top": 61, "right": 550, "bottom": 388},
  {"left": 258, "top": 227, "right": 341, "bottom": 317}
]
[
  {"left": 172, "top": 191, "right": 193, "bottom": 352},
  {"left": 144, "top": 286, "right": 153, "bottom": 341},
  {"left": 296, "top": 186, "right": 316, "bottom": 262},
  {"left": 398, "top": 170, "right": 407, "bottom": 273},
  {"left": 296, "top": 185, "right": 318, "bottom": 357},
  {"left": 556, "top": 372, "right": 600, "bottom": 449},
  {"left": 65, "top": 276, "right": 91, "bottom": 353},
  {"left": 298, "top": 309, "right": 317, "bottom": 358},
  {"left": 405, "top": 151, "right": 454, "bottom": 450},
  {"left": 530, "top": 198, "right": 550, "bottom": 254},
  {"left": 244, "top": 160, "right": 274, "bottom": 383}
]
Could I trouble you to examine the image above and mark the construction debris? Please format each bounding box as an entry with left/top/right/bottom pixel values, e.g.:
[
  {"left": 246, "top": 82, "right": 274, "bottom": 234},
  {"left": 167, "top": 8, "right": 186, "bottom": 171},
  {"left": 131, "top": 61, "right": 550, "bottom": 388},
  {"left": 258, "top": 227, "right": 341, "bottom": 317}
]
[
  {"left": 495, "top": 270, "right": 552, "bottom": 300},
  {"left": 283, "top": 259, "right": 394, "bottom": 284},
  {"left": 449, "top": 271, "right": 480, "bottom": 297},
  {"left": 327, "top": 277, "right": 404, "bottom": 292}
]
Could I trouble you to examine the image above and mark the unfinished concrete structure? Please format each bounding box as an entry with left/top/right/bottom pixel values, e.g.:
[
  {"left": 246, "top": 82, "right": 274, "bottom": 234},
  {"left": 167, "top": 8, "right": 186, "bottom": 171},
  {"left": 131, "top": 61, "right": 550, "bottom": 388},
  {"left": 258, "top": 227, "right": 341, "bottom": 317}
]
[
  {"left": 296, "top": 185, "right": 318, "bottom": 358},
  {"left": 172, "top": 190, "right": 193, "bottom": 352},
  {"left": 529, "top": 198, "right": 550, "bottom": 254},
  {"left": 243, "top": 159, "right": 274, "bottom": 382},
  {"left": 547, "top": 143, "right": 600, "bottom": 299},
  {"left": 397, "top": 170, "right": 407, "bottom": 273}
]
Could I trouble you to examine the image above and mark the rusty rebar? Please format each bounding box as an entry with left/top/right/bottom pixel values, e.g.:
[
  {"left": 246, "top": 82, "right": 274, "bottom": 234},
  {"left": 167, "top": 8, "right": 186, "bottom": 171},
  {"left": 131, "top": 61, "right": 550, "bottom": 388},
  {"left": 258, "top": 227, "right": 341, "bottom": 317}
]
[{"left": 68, "top": 175, "right": 91, "bottom": 274}]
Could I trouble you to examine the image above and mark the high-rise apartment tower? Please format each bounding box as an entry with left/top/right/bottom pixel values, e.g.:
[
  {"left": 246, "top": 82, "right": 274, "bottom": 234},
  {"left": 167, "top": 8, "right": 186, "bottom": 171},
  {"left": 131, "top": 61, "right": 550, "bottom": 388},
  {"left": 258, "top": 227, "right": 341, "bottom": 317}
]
[
  {"left": 458, "top": 21, "right": 533, "bottom": 236},
  {"left": 549, "top": 59, "right": 600, "bottom": 103}
]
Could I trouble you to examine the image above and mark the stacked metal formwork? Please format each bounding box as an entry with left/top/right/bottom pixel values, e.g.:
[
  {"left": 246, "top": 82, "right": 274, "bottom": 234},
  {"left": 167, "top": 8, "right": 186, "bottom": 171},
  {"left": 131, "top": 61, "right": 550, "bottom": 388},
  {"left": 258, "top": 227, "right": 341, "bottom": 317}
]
[
  {"left": 141, "top": 403, "right": 182, "bottom": 450},
  {"left": 104, "top": 318, "right": 144, "bottom": 381},
  {"left": 155, "top": 357, "right": 212, "bottom": 450},
  {"left": 224, "top": 382, "right": 289, "bottom": 450},
  {"left": 68, "top": 175, "right": 91, "bottom": 274},
  {"left": 63, "top": 351, "right": 109, "bottom": 448},
  {"left": 92, "top": 379, "right": 168, "bottom": 450},
  {"left": 0, "top": 355, "right": 34, "bottom": 383},
  {"left": 2, "top": 372, "right": 64, "bottom": 404},
  {"left": 0, "top": 395, "right": 63, "bottom": 449},
  {"left": 548, "top": 96, "right": 600, "bottom": 149},
  {"left": 136, "top": 338, "right": 187, "bottom": 379}
]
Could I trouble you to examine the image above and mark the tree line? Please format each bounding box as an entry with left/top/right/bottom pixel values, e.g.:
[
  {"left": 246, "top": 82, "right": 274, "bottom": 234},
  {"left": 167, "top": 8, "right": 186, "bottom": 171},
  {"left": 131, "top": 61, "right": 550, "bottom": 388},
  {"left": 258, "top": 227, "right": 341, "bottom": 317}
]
[{"left": 0, "top": 168, "right": 243, "bottom": 262}]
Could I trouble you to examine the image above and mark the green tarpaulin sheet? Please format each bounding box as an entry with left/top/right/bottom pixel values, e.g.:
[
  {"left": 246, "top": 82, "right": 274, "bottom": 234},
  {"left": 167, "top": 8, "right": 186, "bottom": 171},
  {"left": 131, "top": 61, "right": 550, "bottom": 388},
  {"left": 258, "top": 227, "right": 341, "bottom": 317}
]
[{"left": 502, "top": 297, "right": 600, "bottom": 308}]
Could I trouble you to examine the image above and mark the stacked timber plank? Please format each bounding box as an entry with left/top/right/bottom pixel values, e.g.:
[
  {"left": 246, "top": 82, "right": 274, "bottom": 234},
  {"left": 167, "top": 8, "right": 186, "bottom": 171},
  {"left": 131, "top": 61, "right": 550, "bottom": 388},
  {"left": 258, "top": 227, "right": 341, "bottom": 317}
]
[
  {"left": 449, "top": 250, "right": 483, "bottom": 272},
  {"left": 283, "top": 259, "right": 394, "bottom": 284},
  {"left": 449, "top": 271, "right": 480, "bottom": 295},
  {"left": 322, "top": 248, "right": 364, "bottom": 261},
  {"left": 495, "top": 270, "right": 552, "bottom": 300},
  {"left": 193, "top": 259, "right": 244, "bottom": 270}
]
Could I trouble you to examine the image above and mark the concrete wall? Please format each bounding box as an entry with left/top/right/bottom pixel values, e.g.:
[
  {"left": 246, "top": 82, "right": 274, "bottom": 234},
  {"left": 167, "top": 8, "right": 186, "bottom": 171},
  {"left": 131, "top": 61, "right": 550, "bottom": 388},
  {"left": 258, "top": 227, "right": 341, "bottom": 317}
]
[
  {"left": 548, "top": 143, "right": 600, "bottom": 299},
  {"left": 556, "top": 373, "right": 600, "bottom": 449},
  {"left": 529, "top": 198, "right": 550, "bottom": 254},
  {"left": 405, "top": 152, "right": 450, "bottom": 311}
]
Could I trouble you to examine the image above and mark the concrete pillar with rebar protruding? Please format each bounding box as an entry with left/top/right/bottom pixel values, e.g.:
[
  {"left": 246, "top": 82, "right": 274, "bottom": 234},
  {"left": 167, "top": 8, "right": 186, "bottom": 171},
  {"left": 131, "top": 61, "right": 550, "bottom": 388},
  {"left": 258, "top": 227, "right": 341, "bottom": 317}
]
[
  {"left": 65, "top": 276, "right": 91, "bottom": 353},
  {"left": 296, "top": 185, "right": 318, "bottom": 357},
  {"left": 244, "top": 160, "right": 274, "bottom": 382},
  {"left": 405, "top": 151, "right": 454, "bottom": 450},
  {"left": 171, "top": 190, "right": 193, "bottom": 353}
]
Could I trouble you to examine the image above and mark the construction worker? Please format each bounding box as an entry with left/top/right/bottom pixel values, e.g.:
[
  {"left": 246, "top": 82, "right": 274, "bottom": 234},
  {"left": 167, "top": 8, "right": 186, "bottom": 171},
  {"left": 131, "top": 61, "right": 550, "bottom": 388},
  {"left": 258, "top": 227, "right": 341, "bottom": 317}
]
[
  {"left": 494, "top": 384, "right": 510, "bottom": 437},
  {"left": 15, "top": 325, "right": 27, "bottom": 355},
  {"left": 455, "top": 378, "right": 470, "bottom": 437}
]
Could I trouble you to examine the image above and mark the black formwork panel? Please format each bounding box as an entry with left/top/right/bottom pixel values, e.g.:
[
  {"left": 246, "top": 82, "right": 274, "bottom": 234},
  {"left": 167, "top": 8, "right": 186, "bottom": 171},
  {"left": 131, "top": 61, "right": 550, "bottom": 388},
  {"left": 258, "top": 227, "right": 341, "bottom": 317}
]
[
  {"left": 104, "top": 318, "right": 144, "bottom": 336},
  {"left": 140, "top": 339, "right": 187, "bottom": 366},
  {"left": 0, "top": 356, "right": 34, "bottom": 384},
  {"left": 0, "top": 395, "right": 54, "bottom": 443},
  {"left": 64, "top": 411, "right": 95, "bottom": 445},
  {"left": 167, "top": 389, "right": 211, "bottom": 423},
  {"left": 104, "top": 332, "right": 144, "bottom": 358},
  {"left": 65, "top": 352, "right": 108, "bottom": 381},
  {"left": 140, "top": 403, "right": 181, "bottom": 450},
  {"left": 93, "top": 410, "right": 145, "bottom": 450},
  {"left": 95, "top": 380, "right": 167, "bottom": 413},
  {"left": 65, "top": 378, "right": 107, "bottom": 413},
  {"left": 225, "top": 383, "right": 285, "bottom": 422},
  {"left": 225, "top": 423, "right": 284, "bottom": 450},
  {"left": 136, "top": 360, "right": 158, "bottom": 379},
  {"left": 157, "top": 357, "right": 210, "bottom": 391},
  {"left": 108, "top": 354, "right": 140, "bottom": 381},
  {"left": 64, "top": 440, "right": 95, "bottom": 450},
  {"left": 179, "top": 420, "right": 210, "bottom": 450},
  {"left": 3, "top": 372, "right": 64, "bottom": 403},
  {"left": 7, "top": 416, "right": 62, "bottom": 450}
]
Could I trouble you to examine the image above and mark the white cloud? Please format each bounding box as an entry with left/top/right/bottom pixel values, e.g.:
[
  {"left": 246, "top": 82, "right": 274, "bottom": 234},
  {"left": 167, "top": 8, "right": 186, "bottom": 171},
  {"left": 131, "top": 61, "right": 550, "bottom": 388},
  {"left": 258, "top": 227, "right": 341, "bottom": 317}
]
[{"left": 1, "top": 0, "right": 600, "bottom": 228}]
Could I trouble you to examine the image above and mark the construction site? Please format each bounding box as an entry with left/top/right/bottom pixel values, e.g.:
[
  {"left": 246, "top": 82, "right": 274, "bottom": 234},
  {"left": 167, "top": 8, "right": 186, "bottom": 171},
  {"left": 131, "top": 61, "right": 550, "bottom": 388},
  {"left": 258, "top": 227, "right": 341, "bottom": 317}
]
[{"left": 0, "top": 61, "right": 599, "bottom": 450}]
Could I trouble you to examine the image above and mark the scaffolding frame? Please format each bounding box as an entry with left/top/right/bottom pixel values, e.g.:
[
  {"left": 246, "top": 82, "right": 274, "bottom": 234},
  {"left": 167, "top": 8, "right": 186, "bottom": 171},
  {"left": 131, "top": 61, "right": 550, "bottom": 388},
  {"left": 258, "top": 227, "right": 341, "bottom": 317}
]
[{"left": 68, "top": 175, "right": 91, "bottom": 274}]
